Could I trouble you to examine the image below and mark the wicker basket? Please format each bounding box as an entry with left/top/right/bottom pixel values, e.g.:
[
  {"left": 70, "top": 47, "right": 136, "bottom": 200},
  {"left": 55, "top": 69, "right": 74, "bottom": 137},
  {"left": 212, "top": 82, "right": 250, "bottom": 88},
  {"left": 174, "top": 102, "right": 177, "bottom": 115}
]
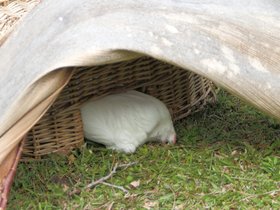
[
  {"left": 0, "top": 0, "right": 40, "bottom": 44},
  {"left": 23, "top": 56, "right": 216, "bottom": 160}
]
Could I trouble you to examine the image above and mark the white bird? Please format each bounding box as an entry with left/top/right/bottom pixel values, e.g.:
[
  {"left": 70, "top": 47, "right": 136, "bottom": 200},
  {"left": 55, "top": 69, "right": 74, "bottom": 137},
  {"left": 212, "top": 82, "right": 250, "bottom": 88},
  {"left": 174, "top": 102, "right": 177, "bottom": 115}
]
[{"left": 80, "top": 90, "right": 176, "bottom": 153}]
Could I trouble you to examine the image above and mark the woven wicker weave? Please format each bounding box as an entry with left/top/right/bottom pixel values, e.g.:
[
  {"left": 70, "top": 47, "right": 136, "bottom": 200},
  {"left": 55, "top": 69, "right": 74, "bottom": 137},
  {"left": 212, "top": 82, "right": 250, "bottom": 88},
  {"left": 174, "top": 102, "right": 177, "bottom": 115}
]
[
  {"left": 1, "top": 0, "right": 216, "bottom": 161},
  {"left": 0, "top": 0, "right": 39, "bottom": 44},
  {"left": 23, "top": 57, "right": 216, "bottom": 160}
]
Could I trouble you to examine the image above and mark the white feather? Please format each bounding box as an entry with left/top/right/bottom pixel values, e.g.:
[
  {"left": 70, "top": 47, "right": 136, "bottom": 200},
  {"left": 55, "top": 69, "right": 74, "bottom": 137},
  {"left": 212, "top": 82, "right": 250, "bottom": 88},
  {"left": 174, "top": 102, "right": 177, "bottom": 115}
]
[{"left": 80, "top": 90, "right": 176, "bottom": 153}]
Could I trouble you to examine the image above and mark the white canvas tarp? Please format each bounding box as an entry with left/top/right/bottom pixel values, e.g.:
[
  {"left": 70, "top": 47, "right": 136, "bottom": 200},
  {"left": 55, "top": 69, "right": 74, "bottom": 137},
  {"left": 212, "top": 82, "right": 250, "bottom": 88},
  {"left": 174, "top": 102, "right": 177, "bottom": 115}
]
[{"left": 0, "top": 0, "right": 280, "bottom": 163}]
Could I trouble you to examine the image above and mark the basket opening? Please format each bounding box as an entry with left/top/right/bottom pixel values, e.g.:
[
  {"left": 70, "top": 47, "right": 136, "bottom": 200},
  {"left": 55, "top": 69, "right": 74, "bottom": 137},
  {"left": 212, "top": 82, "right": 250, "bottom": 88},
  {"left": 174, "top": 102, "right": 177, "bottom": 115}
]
[{"left": 23, "top": 56, "right": 216, "bottom": 160}]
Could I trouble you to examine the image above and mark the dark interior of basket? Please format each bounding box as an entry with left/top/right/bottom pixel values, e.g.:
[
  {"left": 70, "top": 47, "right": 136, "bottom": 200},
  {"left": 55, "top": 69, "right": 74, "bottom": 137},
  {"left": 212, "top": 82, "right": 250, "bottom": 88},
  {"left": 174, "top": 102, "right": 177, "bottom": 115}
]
[{"left": 22, "top": 56, "right": 216, "bottom": 160}]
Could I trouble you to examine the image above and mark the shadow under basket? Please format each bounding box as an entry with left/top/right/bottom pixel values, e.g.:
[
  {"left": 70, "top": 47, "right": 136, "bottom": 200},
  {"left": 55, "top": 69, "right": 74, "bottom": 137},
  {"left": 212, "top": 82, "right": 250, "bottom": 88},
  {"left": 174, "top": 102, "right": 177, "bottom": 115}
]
[{"left": 22, "top": 56, "right": 216, "bottom": 161}]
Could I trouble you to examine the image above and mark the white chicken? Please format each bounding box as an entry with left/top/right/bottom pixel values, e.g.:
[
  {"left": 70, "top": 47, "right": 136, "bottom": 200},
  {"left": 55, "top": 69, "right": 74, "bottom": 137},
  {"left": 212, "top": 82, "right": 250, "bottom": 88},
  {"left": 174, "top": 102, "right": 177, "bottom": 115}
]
[{"left": 80, "top": 90, "right": 176, "bottom": 153}]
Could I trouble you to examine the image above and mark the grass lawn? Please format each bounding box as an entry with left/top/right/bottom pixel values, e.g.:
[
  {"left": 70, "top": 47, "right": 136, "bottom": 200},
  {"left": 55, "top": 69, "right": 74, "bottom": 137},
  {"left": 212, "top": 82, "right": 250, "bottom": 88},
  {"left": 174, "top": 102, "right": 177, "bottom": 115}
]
[{"left": 9, "top": 90, "right": 280, "bottom": 209}]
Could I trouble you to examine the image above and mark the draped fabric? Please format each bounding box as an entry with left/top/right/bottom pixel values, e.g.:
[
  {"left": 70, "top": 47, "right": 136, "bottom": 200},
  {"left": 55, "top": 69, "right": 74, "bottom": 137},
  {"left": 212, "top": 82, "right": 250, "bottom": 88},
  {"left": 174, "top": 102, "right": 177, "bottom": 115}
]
[{"left": 0, "top": 0, "right": 280, "bottom": 164}]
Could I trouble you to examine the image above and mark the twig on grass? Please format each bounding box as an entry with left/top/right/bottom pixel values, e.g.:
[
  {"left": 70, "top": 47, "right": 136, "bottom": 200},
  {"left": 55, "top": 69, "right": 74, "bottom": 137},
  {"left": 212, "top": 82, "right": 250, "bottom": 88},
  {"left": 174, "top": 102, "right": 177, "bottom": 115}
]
[
  {"left": 85, "top": 162, "right": 137, "bottom": 192},
  {"left": 101, "top": 182, "right": 129, "bottom": 194}
]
